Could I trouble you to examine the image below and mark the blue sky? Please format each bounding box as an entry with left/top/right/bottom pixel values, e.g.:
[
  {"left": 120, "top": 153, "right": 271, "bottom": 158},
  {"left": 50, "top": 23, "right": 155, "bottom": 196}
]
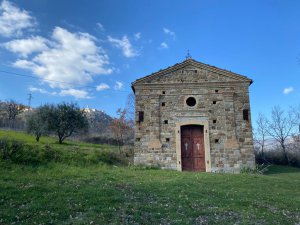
[{"left": 0, "top": 0, "right": 299, "bottom": 122}]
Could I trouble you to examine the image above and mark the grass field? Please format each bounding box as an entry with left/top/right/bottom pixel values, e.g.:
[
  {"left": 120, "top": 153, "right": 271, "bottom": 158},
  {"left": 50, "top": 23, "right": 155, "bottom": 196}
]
[
  {"left": 0, "top": 130, "right": 299, "bottom": 224},
  {"left": 0, "top": 129, "right": 117, "bottom": 149},
  {"left": 0, "top": 130, "right": 128, "bottom": 166}
]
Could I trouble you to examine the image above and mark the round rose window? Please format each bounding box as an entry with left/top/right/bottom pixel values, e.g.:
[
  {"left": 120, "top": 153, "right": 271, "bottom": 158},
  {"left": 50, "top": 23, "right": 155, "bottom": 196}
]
[{"left": 186, "top": 97, "right": 196, "bottom": 107}]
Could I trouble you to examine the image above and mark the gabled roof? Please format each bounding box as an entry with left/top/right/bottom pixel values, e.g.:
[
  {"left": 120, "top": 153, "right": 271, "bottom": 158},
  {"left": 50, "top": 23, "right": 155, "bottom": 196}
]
[{"left": 132, "top": 58, "right": 253, "bottom": 86}]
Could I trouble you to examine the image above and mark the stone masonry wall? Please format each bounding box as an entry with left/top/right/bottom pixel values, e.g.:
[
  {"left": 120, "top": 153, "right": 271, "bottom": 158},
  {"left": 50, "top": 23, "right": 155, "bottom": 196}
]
[{"left": 133, "top": 65, "right": 255, "bottom": 173}]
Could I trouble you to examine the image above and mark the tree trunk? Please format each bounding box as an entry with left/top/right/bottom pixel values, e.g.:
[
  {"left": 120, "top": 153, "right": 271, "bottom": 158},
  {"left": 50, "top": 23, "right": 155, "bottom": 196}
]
[
  {"left": 261, "top": 145, "right": 264, "bottom": 162},
  {"left": 281, "top": 144, "right": 289, "bottom": 165},
  {"left": 36, "top": 136, "right": 40, "bottom": 142},
  {"left": 118, "top": 139, "right": 121, "bottom": 154}
]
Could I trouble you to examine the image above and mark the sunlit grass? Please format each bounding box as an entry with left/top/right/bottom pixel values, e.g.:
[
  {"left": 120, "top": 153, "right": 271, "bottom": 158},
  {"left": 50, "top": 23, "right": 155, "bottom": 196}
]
[
  {"left": 0, "top": 130, "right": 299, "bottom": 224},
  {"left": 0, "top": 129, "right": 117, "bottom": 151},
  {"left": 0, "top": 163, "right": 299, "bottom": 224}
]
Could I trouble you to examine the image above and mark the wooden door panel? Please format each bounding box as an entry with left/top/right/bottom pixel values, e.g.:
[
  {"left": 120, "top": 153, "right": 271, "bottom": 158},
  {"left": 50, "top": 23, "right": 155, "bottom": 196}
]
[
  {"left": 193, "top": 137, "right": 204, "bottom": 157},
  {"left": 194, "top": 157, "right": 205, "bottom": 171},
  {"left": 192, "top": 127, "right": 202, "bottom": 136},
  {"left": 181, "top": 125, "right": 205, "bottom": 172},
  {"left": 181, "top": 127, "right": 191, "bottom": 136},
  {"left": 181, "top": 137, "right": 192, "bottom": 158},
  {"left": 182, "top": 158, "right": 193, "bottom": 171}
]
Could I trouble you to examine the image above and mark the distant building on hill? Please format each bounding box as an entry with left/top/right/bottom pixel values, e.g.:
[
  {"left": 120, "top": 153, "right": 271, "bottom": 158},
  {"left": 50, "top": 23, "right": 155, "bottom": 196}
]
[
  {"left": 131, "top": 58, "right": 255, "bottom": 173},
  {"left": 83, "top": 106, "right": 96, "bottom": 113}
]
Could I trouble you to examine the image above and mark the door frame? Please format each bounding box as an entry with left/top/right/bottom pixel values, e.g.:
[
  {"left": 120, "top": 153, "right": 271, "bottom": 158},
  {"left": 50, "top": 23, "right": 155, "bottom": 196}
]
[{"left": 175, "top": 120, "right": 211, "bottom": 172}]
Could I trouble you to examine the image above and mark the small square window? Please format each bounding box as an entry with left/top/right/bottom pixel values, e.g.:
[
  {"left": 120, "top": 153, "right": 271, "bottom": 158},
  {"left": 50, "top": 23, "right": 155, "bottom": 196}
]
[
  {"left": 138, "top": 111, "right": 144, "bottom": 122},
  {"left": 213, "top": 120, "right": 217, "bottom": 124},
  {"left": 166, "top": 138, "right": 170, "bottom": 142},
  {"left": 215, "top": 139, "right": 219, "bottom": 143},
  {"left": 136, "top": 138, "right": 140, "bottom": 141},
  {"left": 164, "top": 120, "right": 168, "bottom": 124},
  {"left": 162, "top": 102, "right": 166, "bottom": 107},
  {"left": 215, "top": 90, "right": 219, "bottom": 93},
  {"left": 162, "top": 91, "right": 166, "bottom": 94},
  {"left": 243, "top": 109, "right": 249, "bottom": 121},
  {"left": 213, "top": 101, "right": 217, "bottom": 104}
]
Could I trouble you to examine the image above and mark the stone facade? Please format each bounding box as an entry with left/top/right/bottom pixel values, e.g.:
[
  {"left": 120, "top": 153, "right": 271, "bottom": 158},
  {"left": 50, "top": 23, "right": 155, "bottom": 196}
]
[{"left": 132, "top": 58, "right": 255, "bottom": 173}]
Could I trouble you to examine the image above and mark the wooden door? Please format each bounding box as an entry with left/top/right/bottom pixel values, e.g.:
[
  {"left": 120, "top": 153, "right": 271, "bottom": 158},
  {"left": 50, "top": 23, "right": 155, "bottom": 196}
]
[{"left": 181, "top": 125, "right": 205, "bottom": 171}]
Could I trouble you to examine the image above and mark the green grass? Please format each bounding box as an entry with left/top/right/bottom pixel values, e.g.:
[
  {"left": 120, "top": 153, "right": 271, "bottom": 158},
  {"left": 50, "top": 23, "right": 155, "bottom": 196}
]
[
  {"left": 0, "top": 130, "right": 126, "bottom": 166},
  {"left": 0, "top": 129, "right": 115, "bottom": 149},
  {"left": 0, "top": 130, "right": 299, "bottom": 224},
  {"left": 0, "top": 163, "right": 299, "bottom": 224}
]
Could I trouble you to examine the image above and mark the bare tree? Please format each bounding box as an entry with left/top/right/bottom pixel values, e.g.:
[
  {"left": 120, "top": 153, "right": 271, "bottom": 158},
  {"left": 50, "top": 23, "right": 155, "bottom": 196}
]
[
  {"left": 254, "top": 113, "right": 269, "bottom": 161},
  {"left": 289, "top": 105, "right": 300, "bottom": 166},
  {"left": 267, "top": 106, "right": 296, "bottom": 164},
  {"left": 125, "top": 93, "right": 135, "bottom": 123},
  {"left": 125, "top": 93, "right": 135, "bottom": 144},
  {"left": 291, "top": 104, "right": 300, "bottom": 134},
  {"left": 5, "top": 100, "right": 25, "bottom": 128},
  {"left": 109, "top": 108, "right": 130, "bottom": 152},
  {"left": 7, "top": 100, "right": 19, "bottom": 121}
]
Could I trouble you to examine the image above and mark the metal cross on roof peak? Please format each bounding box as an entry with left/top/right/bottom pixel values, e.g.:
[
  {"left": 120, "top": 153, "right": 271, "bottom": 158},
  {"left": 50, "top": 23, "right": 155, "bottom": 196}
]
[{"left": 185, "top": 50, "right": 192, "bottom": 60}]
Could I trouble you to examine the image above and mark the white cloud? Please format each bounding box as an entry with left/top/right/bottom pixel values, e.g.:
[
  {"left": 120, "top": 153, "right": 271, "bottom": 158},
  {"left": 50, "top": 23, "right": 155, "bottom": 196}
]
[
  {"left": 163, "top": 27, "right": 176, "bottom": 39},
  {"left": 14, "top": 59, "right": 36, "bottom": 70},
  {"left": 4, "top": 36, "right": 48, "bottom": 57},
  {"left": 29, "top": 86, "right": 92, "bottom": 99},
  {"left": 29, "top": 86, "right": 57, "bottom": 95},
  {"left": 134, "top": 32, "right": 141, "bottom": 40},
  {"left": 96, "top": 83, "right": 110, "bottom": 91},
  {"left": 283, "top": 87, "right": 294, "bottom": 95},
  {"left": 59, "top": 88, "right": 91, "bottom": 99},
  {"left": 0, "top": 0, "right": 36, "bottom": 37},
  {"left": 8, "top": 26, "right": 113, "bottom": 89},
  {"left": 114, "top": 81, "right": 123, "bottom": 90},
  {"left": 96, "top": 22, "right": 104, "bottom": 31},
  {"left": 159, "top": 42, "right": 168, "bottom": 49},
  {"left": 108, "top": 35, "right": 139, "bottom": 58},
  {"left": 29, "top": 87, "right": 48, "bottom": 94}
]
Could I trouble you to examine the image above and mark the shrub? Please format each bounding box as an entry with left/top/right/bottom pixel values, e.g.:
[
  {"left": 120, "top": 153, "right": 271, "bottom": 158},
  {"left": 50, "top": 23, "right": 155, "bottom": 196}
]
[
  {"left": 0, "top": 139, "right": 44, "bottom": 165},
  {"left": 11, "top": 144, "right": 44, "bottom": 165},
  {"left": 240, "top": 164, "right": 270, "bottom": 175},
  {"left": 81, "top": 135, "right": 120, "bottom": 146},
  {"left": 0, "top": 137, "right": 127, "bottom": 166},
  {"left": 130, "top": 165, "right": 161, "bottom": 170},
  {"left": 96, "top": 150, "right": 122, "bottom": 165},
  {"left": 0, "top": 138, "right": 24, "bottom": 160},
  {"left": 255, "top": 145, "right": 300, "bottom": 168},
  {"left": 43, "top": 143, "right": 60, "bottom": 162}
]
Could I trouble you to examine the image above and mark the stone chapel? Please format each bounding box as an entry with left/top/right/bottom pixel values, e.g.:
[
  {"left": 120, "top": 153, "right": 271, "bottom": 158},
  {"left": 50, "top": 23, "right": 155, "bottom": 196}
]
[{"left": 131, "top": 58, "right": 255, "bottom": 173}]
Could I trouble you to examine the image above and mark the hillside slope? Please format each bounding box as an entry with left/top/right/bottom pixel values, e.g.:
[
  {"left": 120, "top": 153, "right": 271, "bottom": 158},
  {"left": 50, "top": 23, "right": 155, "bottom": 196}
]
[{"left": 0, "top": 130, "right": 299, "bottom": 224}]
